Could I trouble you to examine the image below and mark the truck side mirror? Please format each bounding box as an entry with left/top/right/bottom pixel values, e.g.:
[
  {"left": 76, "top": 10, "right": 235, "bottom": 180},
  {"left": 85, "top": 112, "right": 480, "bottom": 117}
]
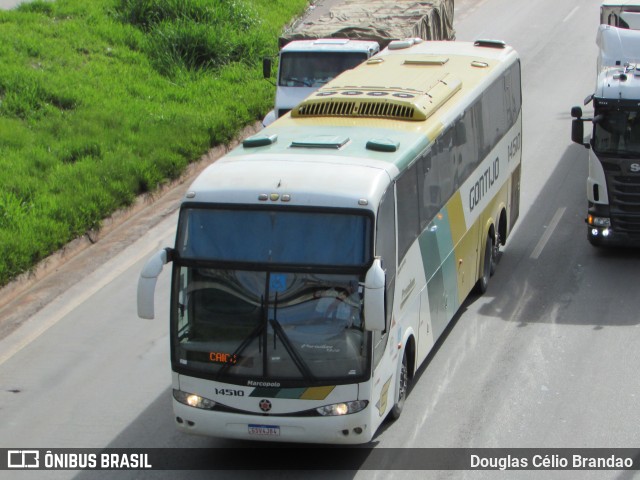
[
  {"left": 262, "top": 57, "right": 272, "bottom": 79},
  {"left": 137, "top": 248, "right": 173, "bottom": 319},
  {"left": 571, "top": 119, "right": 585, "bottom": 146},
  {"left": 364, "top": 258, "right": 386, "bottom": 331},
  {"left": 570, "top": 106, "right": 591, "bottom": 149}
]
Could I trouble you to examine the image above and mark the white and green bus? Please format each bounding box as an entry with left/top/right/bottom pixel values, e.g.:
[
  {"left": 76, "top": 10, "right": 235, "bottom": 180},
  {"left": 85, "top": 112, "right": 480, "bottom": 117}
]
[{"left": 138, "top": 39, "right": 522, "bottom": 444}]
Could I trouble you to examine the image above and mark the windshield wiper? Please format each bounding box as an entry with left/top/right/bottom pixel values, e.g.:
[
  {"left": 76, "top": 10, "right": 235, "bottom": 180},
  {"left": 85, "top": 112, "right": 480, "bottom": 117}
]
[
  {"left": 270, "top": 292, "right": 315, "bottom": 381},
  {"left": 216, "top": 296, "right": 266, "bottom": 380},
  {"left": 270, "top": 319, "right": 315, "bottom": 381}
]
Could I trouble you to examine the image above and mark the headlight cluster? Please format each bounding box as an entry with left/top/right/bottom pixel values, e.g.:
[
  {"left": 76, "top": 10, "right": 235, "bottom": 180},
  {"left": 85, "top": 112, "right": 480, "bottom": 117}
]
[
  {"left": 173, "top": 389, "right": 216, "bottom": 410},
  {"left": 588, "top": 215, "right": 611, "bottom": 227},
  {"left": 316, "top": 400, "right": 368, "bottom": 416}
]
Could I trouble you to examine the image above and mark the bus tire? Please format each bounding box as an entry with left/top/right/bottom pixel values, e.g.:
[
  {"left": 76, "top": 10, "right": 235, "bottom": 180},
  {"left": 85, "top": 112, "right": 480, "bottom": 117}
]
[
  {"left": 390, "top": 352, "right": 408, "bottom": 420},
  {"left": 490, "top": 230, "right": 500, "bottom": 276},
  {"left": 475, "top": 234, "right": 494, "bottom": 294}
]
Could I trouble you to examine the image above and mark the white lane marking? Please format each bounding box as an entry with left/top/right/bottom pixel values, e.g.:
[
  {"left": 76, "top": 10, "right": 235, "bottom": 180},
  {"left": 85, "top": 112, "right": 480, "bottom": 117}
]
[
  {"left": 563, "top": 6, "right": 579, "bottom": 23},
  {"left": 530, "top": 207, "right": 566, "bottom": 259}
]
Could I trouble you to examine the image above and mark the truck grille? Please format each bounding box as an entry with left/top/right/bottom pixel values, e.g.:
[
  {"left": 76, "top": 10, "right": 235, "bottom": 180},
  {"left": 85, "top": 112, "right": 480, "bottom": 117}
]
[{"left": 604, "top": 163, "right": 640, "bottom": 234}]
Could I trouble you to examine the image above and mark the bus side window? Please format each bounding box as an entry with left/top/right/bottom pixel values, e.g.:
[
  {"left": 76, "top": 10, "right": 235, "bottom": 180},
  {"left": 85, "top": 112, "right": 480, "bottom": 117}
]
[
  {"left": 177, "top": 269, "right": 189, "bottom": 335},
  {"left": 434, "top": 128, "right": 455, "bottom": 202},
  {"left": 373, "top": 187, "right": 396, "bottom": 367},
  {"left": 396, "top": 163, "right": 420, "bottom": 259},
  {"left": 456, "top": 108, "right": 477, "bottom": 186},
  {"left": 376, "top": 187, "right": 397, "bottom": 282},
  {"left": 418, "top": 151, "right": 438, "bottom": 227}
]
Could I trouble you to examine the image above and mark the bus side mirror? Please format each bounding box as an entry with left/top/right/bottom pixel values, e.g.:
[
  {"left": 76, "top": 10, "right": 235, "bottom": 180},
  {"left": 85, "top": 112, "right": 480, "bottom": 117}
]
[
  {"left": 364, "top": 258, "right": 386, "bottom": 331},
  {"left": 262, "top": 57, "right": 272, "bottom": 79},
  {"left": 137, "top": 248, "right": 173, "bottom": 319}
]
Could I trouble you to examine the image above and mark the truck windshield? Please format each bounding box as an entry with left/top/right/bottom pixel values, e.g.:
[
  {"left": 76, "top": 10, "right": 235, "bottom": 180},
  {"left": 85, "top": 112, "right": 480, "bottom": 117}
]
[
  {"left": 593, "top": 108, "right": 640, "bottom": 157},
  {"left": 173, "top": 268, "right": 369, "bottom": 384},
  {"left": 278, "top": 52, "right": 368, "bottom": 87}
]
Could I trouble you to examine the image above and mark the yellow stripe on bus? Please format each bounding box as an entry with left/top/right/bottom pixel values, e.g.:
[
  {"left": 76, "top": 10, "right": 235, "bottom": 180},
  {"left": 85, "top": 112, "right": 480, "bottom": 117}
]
[
  {"left": 299, "top": 386, "right": 336, "bottom": 400},
  {"left": 446, "top": 192, "right": 467, "bottom": 243},
  {"left": 448, "top": 192, "right": 481, "bottom": 304}
]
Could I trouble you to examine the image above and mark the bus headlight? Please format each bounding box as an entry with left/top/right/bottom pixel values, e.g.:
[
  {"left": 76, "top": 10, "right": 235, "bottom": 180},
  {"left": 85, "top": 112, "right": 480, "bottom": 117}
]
[
  {"left": 316, "top": 400, "right": 368, "bottom": 416},
  {"left": 173, "top": 389, "right": 216, "bottom": 410},
  {"left": 588, "top": 215, "right": 611, "bottom": 227}
]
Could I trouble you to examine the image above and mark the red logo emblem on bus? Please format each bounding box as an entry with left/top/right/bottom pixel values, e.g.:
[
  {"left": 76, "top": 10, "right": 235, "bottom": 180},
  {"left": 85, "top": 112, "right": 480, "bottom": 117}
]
[{"left": 259, "top": 399, "right": 272, "bottom": 412}]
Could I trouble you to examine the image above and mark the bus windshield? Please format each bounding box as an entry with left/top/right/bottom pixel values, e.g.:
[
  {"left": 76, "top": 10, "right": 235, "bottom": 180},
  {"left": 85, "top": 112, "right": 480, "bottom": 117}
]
[
  {"left": 172, "top": 207, "right": 372, "bottom": 384},
  {"left": 176, "top": 207, "right": 371, "bottom": 267},
  {"left": 174, "top": 268, "right": 369, "bottom": 383},
  {"left": 593, "top": 107, "right": 640, "bottom": 157}
]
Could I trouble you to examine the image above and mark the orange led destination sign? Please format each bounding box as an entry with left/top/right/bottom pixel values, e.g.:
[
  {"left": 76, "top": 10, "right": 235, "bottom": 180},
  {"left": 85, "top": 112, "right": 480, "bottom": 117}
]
[{"left": 209, "top": 351, "right": 239, "bottom": 365}]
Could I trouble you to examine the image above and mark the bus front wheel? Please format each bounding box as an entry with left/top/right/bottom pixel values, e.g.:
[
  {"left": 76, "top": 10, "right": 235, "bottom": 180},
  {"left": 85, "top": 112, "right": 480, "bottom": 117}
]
[{"left": 390, "top": 352, "right": 408, "bottom": 420}]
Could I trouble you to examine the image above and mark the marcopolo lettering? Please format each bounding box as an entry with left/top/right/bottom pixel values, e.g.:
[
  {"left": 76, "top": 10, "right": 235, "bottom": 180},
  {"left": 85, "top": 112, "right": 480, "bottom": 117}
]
[{"left": 469, "top": 157, "right": 500, "bottom": 212}]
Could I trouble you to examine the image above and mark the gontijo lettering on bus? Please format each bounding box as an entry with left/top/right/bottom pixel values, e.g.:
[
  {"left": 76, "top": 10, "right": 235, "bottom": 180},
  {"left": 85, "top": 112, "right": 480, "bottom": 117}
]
[{"left": 469, "top": 157, "right": 500, "bottom": 212}]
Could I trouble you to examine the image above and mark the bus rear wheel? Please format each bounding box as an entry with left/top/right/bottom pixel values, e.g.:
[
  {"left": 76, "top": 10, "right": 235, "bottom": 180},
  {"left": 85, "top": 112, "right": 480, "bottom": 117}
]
[
  {"left": 475, "top": 234, "right": 494, "bottom": 294},
  {"left": 491, "top": 231, "right": 500, "bottom": 275},
  {"left": 390, "top": 353, "right": 408, "bottom": 420}
]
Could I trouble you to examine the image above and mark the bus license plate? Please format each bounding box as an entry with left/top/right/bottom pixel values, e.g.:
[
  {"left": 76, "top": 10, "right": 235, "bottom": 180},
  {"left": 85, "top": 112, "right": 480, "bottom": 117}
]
[{"left": 248, "top": 424, "right": 280, "bottom": 437}]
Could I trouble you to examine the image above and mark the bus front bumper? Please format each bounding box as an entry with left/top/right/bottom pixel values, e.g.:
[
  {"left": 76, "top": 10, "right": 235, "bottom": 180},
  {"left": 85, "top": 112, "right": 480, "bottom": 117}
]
[{"left": 173, "top": 399, "right": 375, "bottom": 445}]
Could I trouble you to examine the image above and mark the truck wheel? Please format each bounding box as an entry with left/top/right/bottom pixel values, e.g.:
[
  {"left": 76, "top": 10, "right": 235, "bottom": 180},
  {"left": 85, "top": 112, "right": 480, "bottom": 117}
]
[{"left": 390, "top": 353, "right": 408, "bottom": 420}]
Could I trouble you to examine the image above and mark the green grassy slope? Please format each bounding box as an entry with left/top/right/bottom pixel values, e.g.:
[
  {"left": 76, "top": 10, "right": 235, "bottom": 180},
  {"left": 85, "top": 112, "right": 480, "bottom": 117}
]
[{"left": 0, "top": 0, "right": 308, "bottom": 286}]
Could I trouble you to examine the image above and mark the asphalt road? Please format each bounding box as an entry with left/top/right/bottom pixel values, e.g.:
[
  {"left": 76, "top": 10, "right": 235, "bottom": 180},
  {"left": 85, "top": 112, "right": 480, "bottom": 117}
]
[
  {"left": 0, "top": 0, "right": 36, "bottom": 9},
  {"left": 2, "top": 0, "right": 639, "bottom": 479}
]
